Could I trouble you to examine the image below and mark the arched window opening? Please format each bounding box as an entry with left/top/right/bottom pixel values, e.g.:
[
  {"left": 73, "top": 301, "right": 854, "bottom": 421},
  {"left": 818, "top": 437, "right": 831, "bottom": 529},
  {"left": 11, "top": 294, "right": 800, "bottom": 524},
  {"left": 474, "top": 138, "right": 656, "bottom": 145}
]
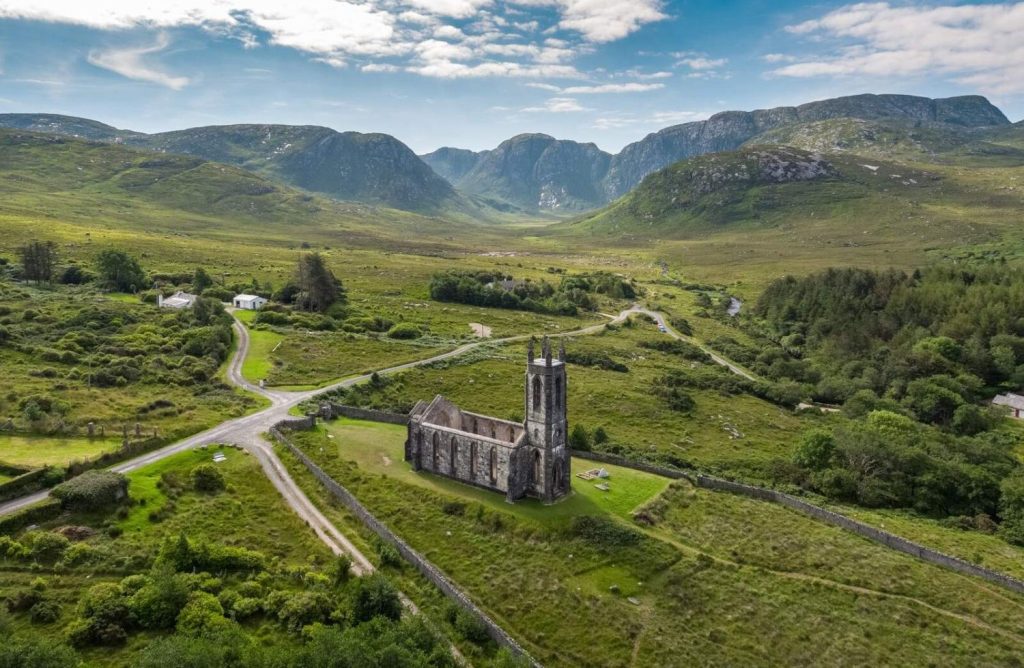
[
  {"left": 432, "top": 432, "right": 439, "bottom": 469},
  {"left": 470, "top": 442, "right": 477, "bottom": 478},
  {"left": 532, "top": 376, "right": 541, "bottom": 410},
  {"left": 533, "top": 449, "right": 542, "bottom": 484},
  {"left": 489, "top": 448, "right": 497, "bottom": 483},
  {"left": 490, "top": 426, "right": 496, "bottom": 440},
  {"left": 450, "top": 436, "right": 458, "bottom": 474},
  {"left": 555, "top": 376, "right": 562, "bottom": 410}
]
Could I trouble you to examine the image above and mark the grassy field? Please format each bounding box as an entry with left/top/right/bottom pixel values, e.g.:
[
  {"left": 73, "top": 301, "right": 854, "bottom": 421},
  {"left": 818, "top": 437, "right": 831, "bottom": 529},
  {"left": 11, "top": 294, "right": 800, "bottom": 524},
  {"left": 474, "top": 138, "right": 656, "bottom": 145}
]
[
  {"left": 240, "top": 327, "right": 285, "bottom": 385},
  {"left": 0, "top": 435, "right": 122, "bottom": 468},
  {"left": 289, "top": 417, "right": 1024, "bottom": 666},
  {"left": 325, "top": 319, "right": 818, "bottom": 478}
]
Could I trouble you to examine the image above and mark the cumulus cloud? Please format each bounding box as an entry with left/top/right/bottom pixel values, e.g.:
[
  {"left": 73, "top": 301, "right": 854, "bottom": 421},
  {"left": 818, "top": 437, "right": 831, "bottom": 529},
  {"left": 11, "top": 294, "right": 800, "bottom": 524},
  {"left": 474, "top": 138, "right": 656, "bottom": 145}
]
[
  {"left": 522, "top": 96, "right": 588, "bottom": 112},
  {"left": 525, "top": 81, "right": 664, "bottom": 94},
  {"left": 87, "top": 32, "right": 190, "bottom": 89},
  {"left": 770, "top": 2, "right": 1024, "bottom": 94}
]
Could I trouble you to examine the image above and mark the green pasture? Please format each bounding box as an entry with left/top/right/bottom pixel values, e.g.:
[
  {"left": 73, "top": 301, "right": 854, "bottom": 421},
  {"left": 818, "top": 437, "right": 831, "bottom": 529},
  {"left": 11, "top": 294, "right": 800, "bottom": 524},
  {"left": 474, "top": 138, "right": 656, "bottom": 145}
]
[
  {"left": 0, "top": 435, "right": 121, "bottom": 468},
  {"left": 290, "top": 418, "right": 1024, "bottom": 666}
]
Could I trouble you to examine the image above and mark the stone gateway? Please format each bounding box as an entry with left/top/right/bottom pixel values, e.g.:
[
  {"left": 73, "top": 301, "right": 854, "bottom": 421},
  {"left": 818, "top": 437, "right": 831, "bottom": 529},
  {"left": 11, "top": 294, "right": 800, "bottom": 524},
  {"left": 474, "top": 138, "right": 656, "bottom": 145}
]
[{"left": 406, "top": 336, "right": 571, "bottom": 503}]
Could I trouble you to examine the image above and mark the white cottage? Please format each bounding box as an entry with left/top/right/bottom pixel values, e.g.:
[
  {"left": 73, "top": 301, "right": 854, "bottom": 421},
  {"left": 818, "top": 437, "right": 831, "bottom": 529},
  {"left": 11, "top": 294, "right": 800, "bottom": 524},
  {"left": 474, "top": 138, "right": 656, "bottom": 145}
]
[
  {"left": 993, "top": 393, "right": 1024, "bottom": 419},
  {"left": 158, "top": 291, "right": 197, "bottom": 309},
  {"left": 233, "top": 294, "right": 268, "bottom": 310}
]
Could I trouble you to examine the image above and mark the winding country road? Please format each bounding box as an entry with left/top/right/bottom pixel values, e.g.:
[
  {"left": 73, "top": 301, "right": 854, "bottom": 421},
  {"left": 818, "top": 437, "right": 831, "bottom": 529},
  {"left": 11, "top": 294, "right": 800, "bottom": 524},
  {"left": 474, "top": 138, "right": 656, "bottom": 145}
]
[{"left": 0, "top": 305, "right": 751, "bottom": 520}]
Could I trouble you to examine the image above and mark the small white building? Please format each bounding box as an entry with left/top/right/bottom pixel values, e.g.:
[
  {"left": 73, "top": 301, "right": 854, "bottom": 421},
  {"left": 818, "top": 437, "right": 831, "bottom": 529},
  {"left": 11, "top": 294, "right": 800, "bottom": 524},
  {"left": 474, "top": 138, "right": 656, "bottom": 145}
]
[
  {"left": 993, "top": 393, "right": 1024, "bottom": 419},
  {"left": 158, "top": 291, "right": 197, "bottom": 309},
  {"left": 233, "top": 294, "right": 268, "bottom": 310}
]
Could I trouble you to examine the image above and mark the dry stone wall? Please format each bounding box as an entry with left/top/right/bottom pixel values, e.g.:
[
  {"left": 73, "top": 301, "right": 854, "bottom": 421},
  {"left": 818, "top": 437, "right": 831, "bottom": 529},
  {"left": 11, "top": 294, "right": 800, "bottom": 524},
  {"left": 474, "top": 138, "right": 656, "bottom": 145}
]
[
  {"left": 570, "top": 449, "right": 1024, "bottom": 596},
  {"left": 271, "top": 421, "right": 541, "bottom": 667}
]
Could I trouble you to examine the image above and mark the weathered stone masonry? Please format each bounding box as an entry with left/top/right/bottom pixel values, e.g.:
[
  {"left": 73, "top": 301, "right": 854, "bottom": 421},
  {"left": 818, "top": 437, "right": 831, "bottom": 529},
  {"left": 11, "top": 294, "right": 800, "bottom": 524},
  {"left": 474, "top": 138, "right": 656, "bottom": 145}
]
[{"left": 406, "top": 336, "right": 572, "bottom": 503}]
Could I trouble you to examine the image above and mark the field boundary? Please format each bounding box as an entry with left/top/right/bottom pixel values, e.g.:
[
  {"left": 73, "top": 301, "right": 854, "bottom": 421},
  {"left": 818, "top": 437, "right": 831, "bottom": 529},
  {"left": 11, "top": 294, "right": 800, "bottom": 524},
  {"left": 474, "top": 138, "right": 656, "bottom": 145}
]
[
  {"left": 570, "top": 449, "right": 1024, "bottom": 596},
  {"left": 270, "top": 418, "right": 541, "bottom": 667}
]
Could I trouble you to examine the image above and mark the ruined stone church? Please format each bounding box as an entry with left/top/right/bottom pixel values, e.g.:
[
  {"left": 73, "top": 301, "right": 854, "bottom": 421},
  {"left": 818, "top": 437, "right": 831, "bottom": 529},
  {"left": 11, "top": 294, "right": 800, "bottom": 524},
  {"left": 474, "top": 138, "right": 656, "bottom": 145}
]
[{"left": 406, "top": 337, "right": 571, "bottom": 503}]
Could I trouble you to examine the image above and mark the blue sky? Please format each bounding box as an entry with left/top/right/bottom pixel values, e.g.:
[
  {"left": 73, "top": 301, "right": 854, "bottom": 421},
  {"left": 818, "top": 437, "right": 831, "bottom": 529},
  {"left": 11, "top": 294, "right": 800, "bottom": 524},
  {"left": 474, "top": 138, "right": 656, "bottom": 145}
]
[{"left": 0, "top": 1, "right": 1021, "bottom": 153}]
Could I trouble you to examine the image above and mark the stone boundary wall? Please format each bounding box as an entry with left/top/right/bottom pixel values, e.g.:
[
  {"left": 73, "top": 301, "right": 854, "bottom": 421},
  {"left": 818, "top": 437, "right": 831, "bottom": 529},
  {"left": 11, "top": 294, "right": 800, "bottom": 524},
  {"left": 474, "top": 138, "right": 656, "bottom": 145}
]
[
  {"left": 0, "top": 498, "right": 62, "bottom": 534},
  {"left": 324, "top": 403, "right": 409, "bottom": 426},
  {"left": 571, "top": 450, "right": 1024, "bottom": 596},
  {"left": 271, "top": 422, "right": 540, "bottom": 667},
  {"left": 0, "top": 467, "right": 51, "bottom": 503}
]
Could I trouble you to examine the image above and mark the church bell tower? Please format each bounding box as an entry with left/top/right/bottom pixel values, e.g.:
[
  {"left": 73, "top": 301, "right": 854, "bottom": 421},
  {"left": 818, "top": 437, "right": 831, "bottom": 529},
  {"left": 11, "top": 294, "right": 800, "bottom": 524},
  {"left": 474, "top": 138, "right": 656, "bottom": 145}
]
[{"left": 525, "top": 336, "right": 571, "bottom": 502}]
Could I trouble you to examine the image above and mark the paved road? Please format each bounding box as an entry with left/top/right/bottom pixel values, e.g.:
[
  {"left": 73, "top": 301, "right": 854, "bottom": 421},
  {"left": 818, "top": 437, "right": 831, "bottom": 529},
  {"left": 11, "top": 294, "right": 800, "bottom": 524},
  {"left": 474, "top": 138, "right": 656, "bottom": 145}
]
[
  {"left": 0, "top": 305, "right": 749, "bottom": 518},
  {"left": 633, "top": 307, "right": 759, "bottom": 381}
]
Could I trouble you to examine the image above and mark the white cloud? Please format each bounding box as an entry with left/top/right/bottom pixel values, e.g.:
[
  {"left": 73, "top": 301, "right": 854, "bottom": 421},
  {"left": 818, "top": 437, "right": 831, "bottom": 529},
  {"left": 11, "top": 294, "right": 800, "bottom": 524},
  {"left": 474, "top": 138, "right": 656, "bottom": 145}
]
[
  {"left": 522, "top": 96, "right": 588, "bottom": 112},
  {"left": 554, "top": 0, "right": 666, "bottom": 43},
  {"left": 87, "top": 32, "right": 190, "bottom": 89},
  {"left": 525, "top": 81, "right": 664, "bottom": 94},
  {"left": 771, "top": 1, "right": 1024, "bottom": 94},
  {"left": 361, "top": 62, "right": 400, "bottom": 72},
  {"left": 563, "top": 82, "right": 663, "bottom": 93},
  {"left": 677, "top": 56, "right": 727, "bottom": 70},
  {"left": 650, "top": 110, "right": 710, "bottom": 125},
  {"left": 0, "top": 0, "right": 668, "bottom": 82},
  {"left": 762, "top": 53, "right": 796, "bottom": 63}
]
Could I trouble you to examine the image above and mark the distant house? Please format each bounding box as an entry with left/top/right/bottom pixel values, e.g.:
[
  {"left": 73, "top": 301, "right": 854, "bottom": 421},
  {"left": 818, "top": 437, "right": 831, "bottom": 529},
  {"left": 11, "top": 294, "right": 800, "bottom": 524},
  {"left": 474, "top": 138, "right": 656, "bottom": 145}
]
[
  {"left": 992, "top": 393, "right": 1024, "bottom": 418},
  {"left": 158, "top": 291, "right": 197, "bottom": 309},
  {"left": 233, "top": 294, "right": 268, "bottom": 310}
]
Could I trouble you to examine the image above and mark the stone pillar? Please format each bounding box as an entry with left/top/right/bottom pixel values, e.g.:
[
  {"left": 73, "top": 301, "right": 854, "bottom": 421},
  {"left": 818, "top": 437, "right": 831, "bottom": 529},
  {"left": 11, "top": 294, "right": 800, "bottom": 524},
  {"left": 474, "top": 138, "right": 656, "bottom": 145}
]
[{"left": 87, "top": 421, "right": 95, "bottom": 437}]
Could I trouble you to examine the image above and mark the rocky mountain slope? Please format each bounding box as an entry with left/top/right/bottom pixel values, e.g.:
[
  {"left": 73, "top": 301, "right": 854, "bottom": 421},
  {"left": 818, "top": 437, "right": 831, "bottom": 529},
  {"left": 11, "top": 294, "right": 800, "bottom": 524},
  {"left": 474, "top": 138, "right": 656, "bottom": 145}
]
[
  {"left": 0, "top": 115, "right": 467, "bottom": 214},
  {"left": 420, "top": 146, "right": 482, "bottom": 184},
  {"left": 425, "top": 94, "right": 1010, "bottom": 213}
]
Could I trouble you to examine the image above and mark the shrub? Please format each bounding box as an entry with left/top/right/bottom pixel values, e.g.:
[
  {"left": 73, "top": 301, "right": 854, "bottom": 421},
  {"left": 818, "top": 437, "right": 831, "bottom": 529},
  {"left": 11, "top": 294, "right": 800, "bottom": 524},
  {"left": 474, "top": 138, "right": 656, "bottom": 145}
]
[
  {"left": 376, "top": 540, "right": 402, "bottom": 568},
  {"left": 569, "top": 515, "right": 641, "bottom": 546},
  {"left": 27, "top": 532, "right": 70, "bottom": 563},
  {"left": 128, "top": 571, "right": 189, "bottom": 630},
  {"left": 30, "top": 599, "right": 61, "bottom": 624},
  {"left": 51, "top": 471, "right": 128, "bottom": 510},
  {"left": 176, "top": 592, "right": 231, "bottom": 638},
  {"left": 350, "top": 574, "right": 402, "bottom": 623},
  {"left": 190, "top": 464, "right": 225, "bottom": 493},
  {"left": 568, "top": 424, "right": 591, "bottom": 451},
  {"left": 70, "top": 583, "right": 130, "bottom": 647},
  {"left": 453, "top": 608, "right": 489, "bottom": 643},
  {"left": 386, "top": 322, "right": 422, "bottom": 340},
  {"left": 277, "top": 591, "right": 333, "bottom": 632}
]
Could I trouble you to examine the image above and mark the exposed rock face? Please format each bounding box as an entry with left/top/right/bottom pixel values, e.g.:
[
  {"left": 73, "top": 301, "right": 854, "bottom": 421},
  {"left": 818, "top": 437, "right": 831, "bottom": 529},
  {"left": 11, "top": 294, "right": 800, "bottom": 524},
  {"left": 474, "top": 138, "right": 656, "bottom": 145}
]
[
  {"left": 602, "top": 94, "right": 1008, "bottom": 200},
  {"left": 451, "top": 133, "right": 612, "bottom": 212},
  {"left": 0, "top": 117, "right": 459, "bottom": 213},
  {"left": 129, "top": 124, "right": 458, "bottom": 212},
  {"left": 420, "top": 146, "right": 483, "bottom": 184}
]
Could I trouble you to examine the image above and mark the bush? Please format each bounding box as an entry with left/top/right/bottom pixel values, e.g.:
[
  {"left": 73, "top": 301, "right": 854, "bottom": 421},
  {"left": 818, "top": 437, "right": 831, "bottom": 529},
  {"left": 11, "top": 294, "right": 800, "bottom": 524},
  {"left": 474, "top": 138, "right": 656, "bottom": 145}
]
[
  {"left": 27, "top": 532, "right": 70, "bottom": 563},
  {"left": 128, "top": 571, "right": 189, "bottom": 630},
  {"left": 376, "top": 540, "right": 402, "bottom": 568},
  {"left": 190, "top": 465, "right": 225, "bottom": 493},
  {"left": 0, "top": 636, "right": 77, "bottom": 667},
  {"left": 350, "top": 574, "right": 402, "bottom": 623},
  {"left": 277, "top": 591, "right": 333, "bottom": 632},
  {"left": 568, "top": 424, "right": 591, "bottom": 451},
  {"left": 30, "top": 598, "right": 61, "bottom": 624},
  {"left": 51, "top": 471, "right": 128, "bottom": 510},
  {"left": 569, "top": 515, "right": 641, "bottom": 546},
  {"left": 453, "top": 608, "right": 489, "bottom": 643},
  {"left": 386, "top": 322, "right": 422, "bottom": 340},
  {"left": 176, "top": 592, "right": 231, "bottom": 638}
]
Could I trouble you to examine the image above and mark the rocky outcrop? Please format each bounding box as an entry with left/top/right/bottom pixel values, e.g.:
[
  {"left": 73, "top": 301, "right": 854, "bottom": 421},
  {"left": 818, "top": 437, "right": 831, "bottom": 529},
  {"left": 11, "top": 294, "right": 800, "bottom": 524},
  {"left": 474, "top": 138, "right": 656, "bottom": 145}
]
[
  {"left": 420, "top": 146, "right": 484, "bottom": 184},
  {"left": 453, "top": 134, "right": 612, "bottom": 212},
  {"left": 602, "top": 94, "right": 1008, "bottom": 199}
]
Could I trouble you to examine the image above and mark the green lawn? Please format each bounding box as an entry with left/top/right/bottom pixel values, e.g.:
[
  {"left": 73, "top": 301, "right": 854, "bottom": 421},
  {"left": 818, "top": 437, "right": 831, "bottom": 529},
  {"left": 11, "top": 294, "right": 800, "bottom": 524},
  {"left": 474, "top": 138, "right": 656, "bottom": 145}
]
[
  {"left": 0, "top": 435, "right": 122, "bottom": 468},
  {"left": 313, "top": 417, "right": 671, "bottom": 526}
]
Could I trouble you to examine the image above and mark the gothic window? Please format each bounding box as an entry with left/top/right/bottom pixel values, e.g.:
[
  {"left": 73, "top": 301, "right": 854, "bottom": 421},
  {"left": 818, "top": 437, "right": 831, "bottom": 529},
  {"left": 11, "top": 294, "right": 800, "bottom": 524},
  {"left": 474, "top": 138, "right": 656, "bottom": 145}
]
[
  {"left": 432, "top": 432, "right": 439, "bottom": 470},
  {"left": 470, "top": 442, "right": 477, "bottom": 478},
  {"left": 450, "top": 436, "right": 458, "bottom": 474},
  {"left": 533, "top": 449, "right": 541, "bottom": 484},
  {"left": 555, "top": 376, "right": 562, "bottom": 409},
  {"left": 490, "top": 425, "right": 496, "bottom": 440},
  {"left": 532, "top": 376, "right": 541, "bottom": 410},
  {"left": 489, "top": 448, "right": 497, "bottom": 483}
]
